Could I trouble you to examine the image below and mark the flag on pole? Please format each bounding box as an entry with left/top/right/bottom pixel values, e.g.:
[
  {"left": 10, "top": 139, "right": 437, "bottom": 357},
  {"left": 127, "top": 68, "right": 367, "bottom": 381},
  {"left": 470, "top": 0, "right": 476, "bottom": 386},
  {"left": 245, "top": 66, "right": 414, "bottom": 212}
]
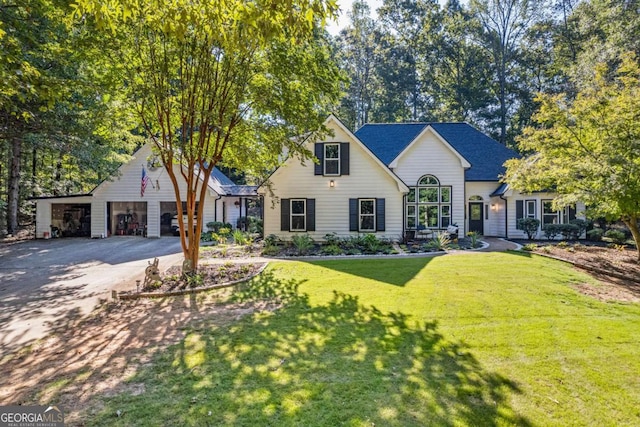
[{"left": 141, "top": 167, "right": 150, "bottom": 197}]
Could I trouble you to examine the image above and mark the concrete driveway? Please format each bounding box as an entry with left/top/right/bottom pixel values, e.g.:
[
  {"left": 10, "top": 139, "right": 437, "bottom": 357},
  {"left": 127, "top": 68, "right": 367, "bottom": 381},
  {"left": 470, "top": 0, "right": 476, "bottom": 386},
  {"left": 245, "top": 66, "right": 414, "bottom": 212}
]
[{"left": 0, "top": 237, "right": 184, "bottom": 355}]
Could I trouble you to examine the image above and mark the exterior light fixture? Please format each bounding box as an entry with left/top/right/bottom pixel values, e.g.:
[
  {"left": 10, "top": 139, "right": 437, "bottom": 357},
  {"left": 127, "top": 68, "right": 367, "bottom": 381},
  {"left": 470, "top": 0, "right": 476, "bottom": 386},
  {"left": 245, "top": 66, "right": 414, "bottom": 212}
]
[{"left": 329, "top": 180, "right": 335, "bottom": 188}]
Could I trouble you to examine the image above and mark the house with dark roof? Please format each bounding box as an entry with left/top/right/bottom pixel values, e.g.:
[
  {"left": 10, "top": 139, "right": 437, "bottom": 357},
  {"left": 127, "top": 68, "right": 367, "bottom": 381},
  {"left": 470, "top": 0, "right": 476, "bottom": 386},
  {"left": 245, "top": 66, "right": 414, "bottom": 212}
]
[
  {"left": 259, "top": 114, "right": 583, "bottom": 240},
  {"left": 33, "top": 143, "right": 258, "bottom": 239}
]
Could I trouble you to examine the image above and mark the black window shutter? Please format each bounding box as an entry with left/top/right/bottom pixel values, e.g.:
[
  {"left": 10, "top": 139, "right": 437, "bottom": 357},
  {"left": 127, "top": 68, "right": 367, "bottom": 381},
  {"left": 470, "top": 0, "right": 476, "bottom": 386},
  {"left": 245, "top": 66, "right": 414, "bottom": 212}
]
[
  {"left": 515, "top": 200, "right": 523, "bottom": 230},
  {"left": 349, "top": 198, "right": 358, "bottom": 231},
  {"left": 314, "top": 143, "right": 323, "bottom": 175},
  {"left": 376, "top": 198, "right": 385, "bottom": 231},
  {"left": 281, "top": 198, "right": 290, "bottom": 231},
  {"left": 569, "top": 205, "right": 576, "bottom": 221},
  {"left": 306, "top": 199, "right": 316, "bottom": 231},
  {"left": 340, "top": 143, "right": 350, "bottom": 175}
]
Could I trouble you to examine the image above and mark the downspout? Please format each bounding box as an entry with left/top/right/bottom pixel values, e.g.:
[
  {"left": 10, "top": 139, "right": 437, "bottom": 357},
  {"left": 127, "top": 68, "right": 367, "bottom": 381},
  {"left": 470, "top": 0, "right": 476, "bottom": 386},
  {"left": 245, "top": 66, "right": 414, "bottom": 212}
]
[
  {"left": 214, "top": 194, "right": 222, "bottom": 223},
  {"left": 500, "top": 195, "right": 508, "bottom": 238}
]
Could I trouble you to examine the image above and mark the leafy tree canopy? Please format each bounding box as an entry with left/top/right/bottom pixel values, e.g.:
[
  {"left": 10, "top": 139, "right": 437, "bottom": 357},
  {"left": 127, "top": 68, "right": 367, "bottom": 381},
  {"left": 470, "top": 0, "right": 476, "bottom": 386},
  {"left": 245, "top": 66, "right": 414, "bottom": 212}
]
[
  {"left": 504, "top": 52, "right": 640, "bottom": 260},
  {"left": 73, "top": 0, "right": 343, "bottom": 271}
]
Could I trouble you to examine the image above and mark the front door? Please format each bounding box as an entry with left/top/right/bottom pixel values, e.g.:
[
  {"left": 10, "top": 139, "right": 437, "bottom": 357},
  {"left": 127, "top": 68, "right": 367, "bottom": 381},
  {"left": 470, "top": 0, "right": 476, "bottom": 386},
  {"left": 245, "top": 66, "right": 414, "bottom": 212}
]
[{"left": 469, "top": 202, "right": 484, "bottom": 235}]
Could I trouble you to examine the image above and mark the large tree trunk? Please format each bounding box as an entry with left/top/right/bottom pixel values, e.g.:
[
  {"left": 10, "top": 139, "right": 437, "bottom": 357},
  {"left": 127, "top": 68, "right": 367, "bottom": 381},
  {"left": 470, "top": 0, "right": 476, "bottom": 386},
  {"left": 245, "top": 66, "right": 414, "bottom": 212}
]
[
  {"left": 7, "top": 136, "right": 22, "bottom": 234},
  {"left": 623, "top": 216, "right": 640, "bottom": 263}
]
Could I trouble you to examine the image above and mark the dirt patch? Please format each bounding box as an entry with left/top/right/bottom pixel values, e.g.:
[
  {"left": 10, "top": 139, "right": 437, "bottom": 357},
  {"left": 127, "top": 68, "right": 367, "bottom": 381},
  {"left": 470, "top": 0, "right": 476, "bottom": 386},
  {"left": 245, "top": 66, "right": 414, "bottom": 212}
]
[
  {"left": 528, "top": 242, "right": 640, "bottom": 302},
  {"left": 0, "top": 290, "right": 278, "bottom": 425}
]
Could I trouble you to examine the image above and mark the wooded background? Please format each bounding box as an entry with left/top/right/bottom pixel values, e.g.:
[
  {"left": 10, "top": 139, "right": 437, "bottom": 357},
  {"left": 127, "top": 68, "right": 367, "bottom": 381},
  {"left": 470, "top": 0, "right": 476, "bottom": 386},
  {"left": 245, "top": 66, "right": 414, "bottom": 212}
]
[{"left": 1, "top": 0, "right": 638, "bottom": 235}]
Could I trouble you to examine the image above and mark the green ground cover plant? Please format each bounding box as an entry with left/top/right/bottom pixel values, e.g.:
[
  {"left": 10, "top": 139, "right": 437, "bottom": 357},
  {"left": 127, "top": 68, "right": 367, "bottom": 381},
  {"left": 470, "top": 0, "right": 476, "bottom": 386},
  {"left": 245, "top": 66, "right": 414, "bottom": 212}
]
[{"left": 91, "top": 253, "right": 640, "bottom": 426}]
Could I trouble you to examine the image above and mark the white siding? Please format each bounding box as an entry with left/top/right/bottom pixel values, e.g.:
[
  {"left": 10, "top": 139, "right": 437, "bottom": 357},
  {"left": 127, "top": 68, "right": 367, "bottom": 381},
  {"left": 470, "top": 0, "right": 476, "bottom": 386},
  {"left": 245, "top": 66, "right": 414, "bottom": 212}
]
[
  {"left": 34, "top": 196, "right": 93, "bottom": 238},
  {"left": 392, "top": 129, "right": 467, "bottom": 233},
  {"left": 506, "top": 191, "right": 587, "bottom": 239},
  {"left": 261, "top": 121, "right": 405, "bottom": 241},
  {"left": 88, "top": 144, "right": 221, "bottom": 238},
  {"left": 465, "top": 181, "right": 505, "bottom": 237}
]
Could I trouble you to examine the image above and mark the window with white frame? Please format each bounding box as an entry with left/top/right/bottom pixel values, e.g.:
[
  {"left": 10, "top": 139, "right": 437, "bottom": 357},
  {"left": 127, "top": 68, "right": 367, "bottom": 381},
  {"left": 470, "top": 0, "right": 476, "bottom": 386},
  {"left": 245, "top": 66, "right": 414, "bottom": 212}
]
[
  {"left": 290, "top": 199, "right": 306, "bottom": 231},
  {"left": 324, "top": 143, "right": 340, "bottom": 176},
  {"left": 542, "top": 200, "right": 560, "bottom": 226},
  {"left": 406, "top": 175, "right": 451, "bottom": 229},
  {"left": 526, "top": 200, "right": 536, "bottom": 219},
  {"left": 359, "top": 199, "right": 376, "bottom": 231}
]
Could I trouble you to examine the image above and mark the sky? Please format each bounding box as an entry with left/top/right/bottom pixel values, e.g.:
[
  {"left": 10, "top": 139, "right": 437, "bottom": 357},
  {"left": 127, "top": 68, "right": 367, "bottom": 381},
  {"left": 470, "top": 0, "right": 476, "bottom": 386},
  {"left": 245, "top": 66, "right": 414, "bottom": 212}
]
[{"left": 326, "top": 0, "right": 384, "bottom": 35}]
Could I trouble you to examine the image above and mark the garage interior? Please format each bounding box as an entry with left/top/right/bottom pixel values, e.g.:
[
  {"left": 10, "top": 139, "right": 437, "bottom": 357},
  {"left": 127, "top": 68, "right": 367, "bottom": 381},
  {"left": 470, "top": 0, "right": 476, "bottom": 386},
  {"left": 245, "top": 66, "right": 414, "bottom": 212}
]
[
  {"left": 108, "top": 202, "right": 147, "bottom": 236},
  {"left": 51, "top": 203, "right": 91, "bottom": 237}
]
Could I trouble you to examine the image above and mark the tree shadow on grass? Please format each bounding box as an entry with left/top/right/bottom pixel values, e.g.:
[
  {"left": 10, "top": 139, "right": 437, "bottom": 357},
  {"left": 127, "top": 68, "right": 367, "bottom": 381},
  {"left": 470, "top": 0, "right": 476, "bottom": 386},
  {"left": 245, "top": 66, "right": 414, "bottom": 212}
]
[
  {"left": 301, "top": 257, "right": 437, "bottom": 287},
  {"left": 93, "top": 271, "right": 531, "bottom": 426}
]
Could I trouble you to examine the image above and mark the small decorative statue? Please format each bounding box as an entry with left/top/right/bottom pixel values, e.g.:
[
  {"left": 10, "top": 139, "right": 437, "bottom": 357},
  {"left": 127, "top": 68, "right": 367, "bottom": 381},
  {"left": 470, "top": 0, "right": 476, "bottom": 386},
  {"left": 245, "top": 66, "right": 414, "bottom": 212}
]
[{"left": 144, "top": 257, "right": 161, "bottom": 287}]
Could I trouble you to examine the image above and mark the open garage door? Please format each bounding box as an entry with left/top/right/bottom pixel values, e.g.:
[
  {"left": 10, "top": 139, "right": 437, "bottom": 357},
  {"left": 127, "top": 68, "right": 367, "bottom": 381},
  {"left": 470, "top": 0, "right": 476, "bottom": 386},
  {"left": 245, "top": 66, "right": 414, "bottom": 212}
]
[
  {"left": 51, "top": 203, "right": 91, "bottom": 237},
  {"left": 109, "top": 202, "right": 147, "bottom": 236}
]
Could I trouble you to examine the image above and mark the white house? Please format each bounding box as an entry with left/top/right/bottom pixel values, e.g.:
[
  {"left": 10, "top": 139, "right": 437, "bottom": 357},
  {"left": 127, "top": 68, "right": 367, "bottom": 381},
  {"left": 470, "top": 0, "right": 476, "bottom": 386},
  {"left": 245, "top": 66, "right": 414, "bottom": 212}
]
[
  {"left": 33, "top": 143, "right": 258, "bottom": 239},
  {"left": 259, "top": 114, "right": 584, "bottom": 241}
]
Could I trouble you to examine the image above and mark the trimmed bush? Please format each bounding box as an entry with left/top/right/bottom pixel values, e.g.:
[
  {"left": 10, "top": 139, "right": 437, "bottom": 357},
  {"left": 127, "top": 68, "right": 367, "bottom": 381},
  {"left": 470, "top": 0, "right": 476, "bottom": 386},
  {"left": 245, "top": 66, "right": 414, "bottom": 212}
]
[
  {"left": 517, "top": 218, "right": 540, "bottom": 240},
  {"left": 604, "top": 229, "right": 627, "bottom": 244},
  {"left": 587, "top": 228, "right": 604, "bottom": 241},
  {"left": 543, "top": 224, "right": 561, "bottom": 240},
  {"left": 206, "top": 221, "right": 232, "bottom": 232}
]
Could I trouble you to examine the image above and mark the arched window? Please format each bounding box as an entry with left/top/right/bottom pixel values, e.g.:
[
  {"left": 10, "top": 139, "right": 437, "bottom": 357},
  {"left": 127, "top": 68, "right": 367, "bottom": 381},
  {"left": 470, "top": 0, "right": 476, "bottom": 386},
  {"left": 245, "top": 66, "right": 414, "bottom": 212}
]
[
  {"left": 406, "top": 175, "right": 452, "bottom": 230},
  {"left": 418, "top": 175, "right": 439, "bottom": 186},
  {"left": 469, "top": 195, "right": 483, "bottom": 201}
]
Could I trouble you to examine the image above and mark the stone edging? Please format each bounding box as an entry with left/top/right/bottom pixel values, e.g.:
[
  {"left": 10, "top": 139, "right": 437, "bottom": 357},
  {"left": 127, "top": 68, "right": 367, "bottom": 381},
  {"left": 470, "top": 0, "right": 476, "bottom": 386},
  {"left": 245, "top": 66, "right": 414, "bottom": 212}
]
[
  {"left": 527, "top": 251, "right": 640, "bottom": 287},
  {"left": 115, "top": 262, "right": 269, "bottom": 300}
]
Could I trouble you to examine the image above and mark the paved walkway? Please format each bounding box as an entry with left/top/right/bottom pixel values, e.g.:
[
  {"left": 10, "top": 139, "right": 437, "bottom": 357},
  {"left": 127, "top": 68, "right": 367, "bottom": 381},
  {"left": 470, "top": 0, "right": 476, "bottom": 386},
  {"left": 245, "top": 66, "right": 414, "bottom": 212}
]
[{"left": 479, "top": 237, "right": 520, "bottom": 252}]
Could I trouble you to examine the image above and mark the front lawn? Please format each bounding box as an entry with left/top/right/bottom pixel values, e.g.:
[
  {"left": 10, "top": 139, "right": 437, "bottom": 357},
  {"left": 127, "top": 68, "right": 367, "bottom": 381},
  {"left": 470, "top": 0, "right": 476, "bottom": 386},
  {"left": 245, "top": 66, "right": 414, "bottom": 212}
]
[{"left": 91, "top": 252, "right": 640, "bottom": 426}]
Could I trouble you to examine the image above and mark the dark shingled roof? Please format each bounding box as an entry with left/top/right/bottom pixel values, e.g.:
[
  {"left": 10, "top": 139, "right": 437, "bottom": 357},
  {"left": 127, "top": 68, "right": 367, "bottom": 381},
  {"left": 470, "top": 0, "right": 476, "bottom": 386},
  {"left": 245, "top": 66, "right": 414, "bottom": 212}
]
[
  {"left": 211, "top": 167, "right": 236, "bottom": 186},
  {"left": 354, "top": 123, "right": 519, "bottom": 181}
]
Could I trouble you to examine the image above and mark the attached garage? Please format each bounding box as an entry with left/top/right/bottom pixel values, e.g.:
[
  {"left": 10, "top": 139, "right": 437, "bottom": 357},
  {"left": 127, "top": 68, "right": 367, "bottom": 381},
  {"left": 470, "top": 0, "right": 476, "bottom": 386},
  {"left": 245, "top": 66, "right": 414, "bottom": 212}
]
[
  {"left": 33, "top": 195, "right": 93, "bottom": 238},
  {"left": 33, "top": 143, "right": 258, "bottom": 239}
]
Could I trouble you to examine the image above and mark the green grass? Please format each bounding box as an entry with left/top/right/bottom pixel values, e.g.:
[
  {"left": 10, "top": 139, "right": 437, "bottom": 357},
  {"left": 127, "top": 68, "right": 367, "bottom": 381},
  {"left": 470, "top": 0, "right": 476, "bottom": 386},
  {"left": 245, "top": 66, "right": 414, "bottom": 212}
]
[{"left": 91, "top": 252, "right": 640, "bottom": 426}]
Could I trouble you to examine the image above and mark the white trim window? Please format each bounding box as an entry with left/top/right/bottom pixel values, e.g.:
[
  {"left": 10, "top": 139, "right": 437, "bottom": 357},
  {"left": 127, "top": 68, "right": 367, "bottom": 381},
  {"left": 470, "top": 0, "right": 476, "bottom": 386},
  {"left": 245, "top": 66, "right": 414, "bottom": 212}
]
[
  {"left": 526, "top": 200, "right": 536, "bottom": 219},
  {"left": 324, "top": 143, "right": 340, "bottom": 176},
  {"left": 290, "top": 199, "right": 306, "bottom": 231},
  {"left": 542, "top": 200, "right": 560, "bottom": 226},
  {"left": 359, "top": 199, "right": 376, "bottom": 232},
  {"left": 406, "top": 175, "right": 451, "bottom": 229}
]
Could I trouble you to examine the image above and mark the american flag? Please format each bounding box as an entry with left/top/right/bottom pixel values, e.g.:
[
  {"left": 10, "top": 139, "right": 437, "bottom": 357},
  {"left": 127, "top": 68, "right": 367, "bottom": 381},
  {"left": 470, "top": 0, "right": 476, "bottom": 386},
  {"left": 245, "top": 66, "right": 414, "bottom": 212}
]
[{"left": 141, "top": 167, "right": 150, "bottom": 197}]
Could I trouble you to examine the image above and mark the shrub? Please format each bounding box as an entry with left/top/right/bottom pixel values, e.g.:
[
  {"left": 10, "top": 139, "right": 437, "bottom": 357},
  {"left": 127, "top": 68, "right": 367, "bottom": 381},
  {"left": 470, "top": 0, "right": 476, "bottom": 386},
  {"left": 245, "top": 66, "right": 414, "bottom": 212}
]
[
  {"left": 237, "top": 216, "right": 263, "bottom": 235},
  {"left": 232, "top": 229, "right": 252, "bottom": 246},
  {"left": 522, "top": 243, "right": 538, "bottom": 251},
  {"left": 429, "top": 232, "right": 451, "bottom": 251},
  {"left": 200, "top": 231, "right": 214, "bottom": 242},
  {"left": 261, "top": 245, "right": 281, "bottom": 256},
  {"left": 569, "top": 219, "right": 589, "bottom": 238},
  {"left": 206, "top": 221, "right": 233, "bottom": 232},
  {"left": 321, "top": 244, "right": 344, "bottom": 255},
  {"left": 543, "top": 224, "right": 561, "bottom": 240},
  {"left": 291, "top": 234, "right": 315, "bottom": 255},
  {"left": 362, "top": 234, "right": 381, "bottom": 254},
  {"left": 557, "top": 241, "right": 569, "bottom": 248},
  {"left": 264, "top": 234, "right": 281, "bottom": 247},
  {"left": 587, "top": 228, "right": 604, "bottom": 241},
  {"left": 604, "top": 229, "right": 627, "bottom": 244},
  {"left": 559, "top": 223, "right": 580, "bottom": 240},
  {"left": 324, "top": 232, "right": 341, "bottom": 246},
  {"left": 517, "top": 218, "right": 540, "bottom": 240},
  {"left": 466, "top": 231, "right": 482, "bottom": 248}
]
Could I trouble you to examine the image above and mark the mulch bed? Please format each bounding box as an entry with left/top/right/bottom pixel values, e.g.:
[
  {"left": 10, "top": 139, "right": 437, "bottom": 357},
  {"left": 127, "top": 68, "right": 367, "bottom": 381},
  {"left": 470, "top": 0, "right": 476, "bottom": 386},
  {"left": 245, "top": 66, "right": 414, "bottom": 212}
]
[
  {"left": 141, "top": 262, "right": 266, "bottom": 294},
  {"left": 517, "top": 240, "right": 640, "bottom": 302}
]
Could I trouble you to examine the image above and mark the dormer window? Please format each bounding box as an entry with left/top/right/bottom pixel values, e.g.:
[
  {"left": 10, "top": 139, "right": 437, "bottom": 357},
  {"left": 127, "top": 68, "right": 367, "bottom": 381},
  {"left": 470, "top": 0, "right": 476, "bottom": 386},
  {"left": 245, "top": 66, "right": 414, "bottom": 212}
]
[{"left": 324, "top": 144, "right": 340, "bottom": 175}]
